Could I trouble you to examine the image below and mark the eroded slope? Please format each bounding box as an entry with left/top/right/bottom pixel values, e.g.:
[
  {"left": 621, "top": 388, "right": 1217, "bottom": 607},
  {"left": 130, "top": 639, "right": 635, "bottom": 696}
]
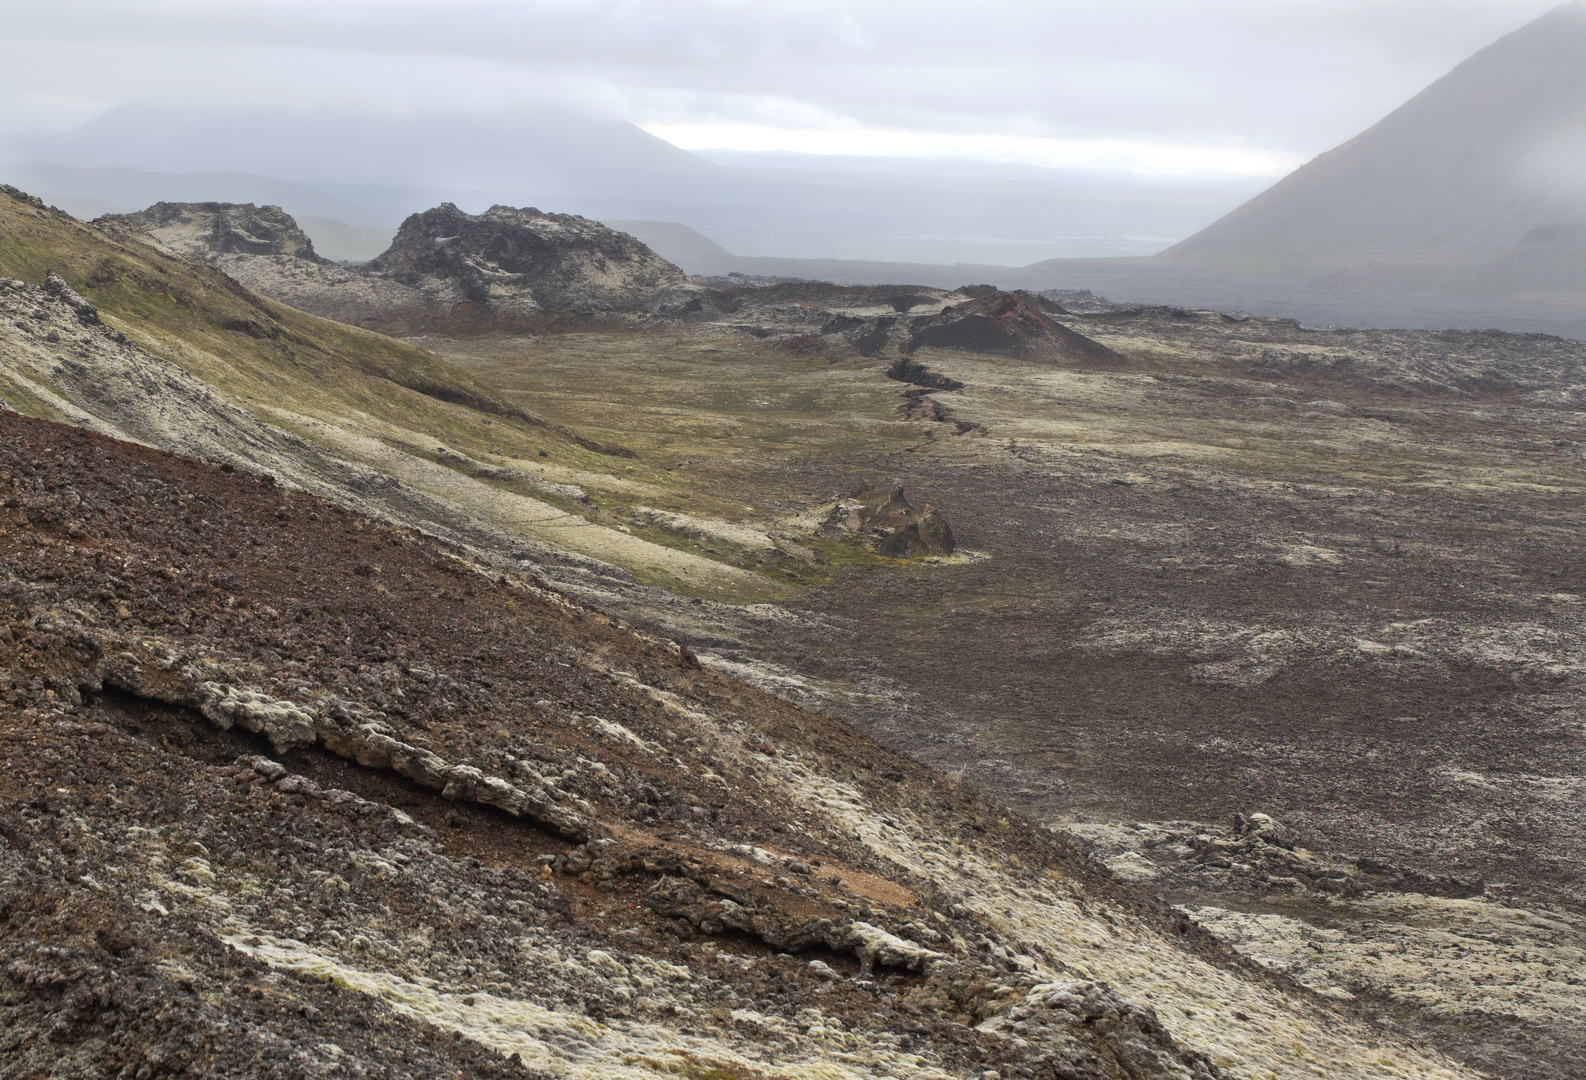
[{"left": 0, "top": 412, "right": 1478, "bottom": 1079}]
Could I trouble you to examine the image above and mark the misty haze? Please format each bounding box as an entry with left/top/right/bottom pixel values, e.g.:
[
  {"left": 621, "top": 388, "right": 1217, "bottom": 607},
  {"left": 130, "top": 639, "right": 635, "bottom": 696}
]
[{"left": 1, "top": 4, "right": 1584, "bottom": 1080}]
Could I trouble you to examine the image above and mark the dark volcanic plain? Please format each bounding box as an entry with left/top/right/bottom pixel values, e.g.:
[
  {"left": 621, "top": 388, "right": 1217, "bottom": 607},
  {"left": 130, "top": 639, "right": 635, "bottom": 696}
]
[
  {"left": 433, "top": 302, "right": 1586, "bottom": 1080},
  {"left": 0, "top": 412, "right": 1129, "bottom": 1077},
  {"left": 722, "top": 311, "right": 1586, "bottom": 1079},
  {"left": 7, "top": 410, "right": 1399, "bottom": 1080}
]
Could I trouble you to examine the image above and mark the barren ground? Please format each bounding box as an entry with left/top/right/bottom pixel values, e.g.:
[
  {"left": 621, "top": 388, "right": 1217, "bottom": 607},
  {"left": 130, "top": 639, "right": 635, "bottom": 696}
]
[
  {"left": 5, "top": 200, "right": 1584, "bottom": 1075},
  {"left": 5, "top": 410, "right": 1485, "bottom": 1080},
  {"left": 428, "top": 308, "right": 1586, "bottom": 1079}
]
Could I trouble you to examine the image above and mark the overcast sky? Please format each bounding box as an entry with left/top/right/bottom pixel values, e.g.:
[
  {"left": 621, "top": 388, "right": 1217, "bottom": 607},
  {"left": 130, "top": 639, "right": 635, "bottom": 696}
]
[{"left": 0, "top": 0, "right": 1567, "bottom": 177}]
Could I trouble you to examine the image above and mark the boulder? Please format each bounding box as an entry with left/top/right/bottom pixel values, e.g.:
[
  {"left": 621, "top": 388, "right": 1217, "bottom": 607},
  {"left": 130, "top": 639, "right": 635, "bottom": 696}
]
[
  {"left": 821, "top": 481, "right": 956, "bottom": 557},
  {"left": 1234, "top": 811, "right": 1293, "bottom": 850}
]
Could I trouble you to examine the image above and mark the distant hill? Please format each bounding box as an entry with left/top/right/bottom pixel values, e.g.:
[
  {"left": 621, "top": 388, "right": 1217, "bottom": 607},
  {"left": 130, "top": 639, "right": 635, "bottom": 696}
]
[
  {"left": 1164, "top": 1, "right": 1586, "bottom": 288},
  {"left": 4, "top": 106, "right": 715, "bottom": 195},
  {"left": 603, "top": 219, "right": 735, "bottom": 273},
  {"left": 0, "top": 162, "right": 385, "bottom": 226},
  {"left": 0, "top": 106, "right": 1265, "bottom": 267}
]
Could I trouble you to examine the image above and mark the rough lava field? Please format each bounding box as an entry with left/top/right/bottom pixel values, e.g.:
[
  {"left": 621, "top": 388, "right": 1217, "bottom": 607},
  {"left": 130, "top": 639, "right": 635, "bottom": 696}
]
[
  {"left": 0, "top": 410, "right": 1482, "bottom": 1080},
  {"left": 416, "top": 282, "right": 1586, "bottom": 1080},
  {"left": 1, "top": 190, "right": 1584, "bottom": 1079}
]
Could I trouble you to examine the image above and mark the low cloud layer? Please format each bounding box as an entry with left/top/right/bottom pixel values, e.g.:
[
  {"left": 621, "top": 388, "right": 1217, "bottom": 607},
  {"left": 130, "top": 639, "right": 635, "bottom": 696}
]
[{"left": 0, "top": 1, "right": 1567, "bottom": 175}]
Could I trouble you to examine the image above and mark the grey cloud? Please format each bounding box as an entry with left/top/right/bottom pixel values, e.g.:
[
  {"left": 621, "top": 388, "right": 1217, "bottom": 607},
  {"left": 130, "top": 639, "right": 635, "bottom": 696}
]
[
  {"left": 3, "top": 2, "right": 1574, "bottom": 269},
  {"left": 0, "top": 1, "right": 1565, "bottom": 151}
]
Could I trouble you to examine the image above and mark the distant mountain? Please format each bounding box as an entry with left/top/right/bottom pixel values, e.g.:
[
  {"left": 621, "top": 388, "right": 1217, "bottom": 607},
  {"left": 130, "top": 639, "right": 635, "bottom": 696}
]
[
  {"left": 0, "top": 162, "right": 385, "bottom": 226},
  {"left": 1165, "top": 1, "right": 1586, "bottom": 282},
  {"left": 1, "top": 106, "right": 1265, "bottom": 267},
  {"left": 604, "top": 220, "right": 736, "bottom": 273},
  {"left": 3, "top": 106, "right": 715, "bottom": 194}
]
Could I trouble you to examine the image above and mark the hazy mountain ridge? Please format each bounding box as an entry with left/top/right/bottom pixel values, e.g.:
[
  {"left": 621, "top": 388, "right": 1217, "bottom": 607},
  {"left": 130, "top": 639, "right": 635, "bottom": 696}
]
[
  {"left": 0, "top": 105, "right": 1266, "bottom": 268},
  {"left": 1166, "top": 0, "right": 1586, "bottom": 281},
  {"left": 12, "top": 4, "right": 1586, "bottom": 329}
]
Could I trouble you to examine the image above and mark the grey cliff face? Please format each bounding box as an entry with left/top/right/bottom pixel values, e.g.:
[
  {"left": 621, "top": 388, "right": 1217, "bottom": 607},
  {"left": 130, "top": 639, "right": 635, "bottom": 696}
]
[
  {"left": 102, "top": 200, "right": 704, "bottom": 333},
  {"left": 101, "top": 202, "right": 325, "bottom": 262},
  {"left": 370, "top": 202, "right": 692, "bottom": 325}
]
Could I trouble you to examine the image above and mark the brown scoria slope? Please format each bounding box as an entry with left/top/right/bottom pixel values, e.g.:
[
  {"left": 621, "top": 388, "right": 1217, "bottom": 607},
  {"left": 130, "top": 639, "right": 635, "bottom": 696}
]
[
  {"left": 902, "top": 290, "right": 1124, "bottom": 365},
  {"left": 0, "top": 411, "right": 1481, "bottom": 1079}
]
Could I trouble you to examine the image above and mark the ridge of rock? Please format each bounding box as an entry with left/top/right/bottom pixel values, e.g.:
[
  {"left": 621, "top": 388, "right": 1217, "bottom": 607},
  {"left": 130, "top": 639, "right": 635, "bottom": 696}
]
[
  {"left": 367, "top": 202, "right": 698, "bottom": 330},
  {"left": 100, "top": 201, "right": 326, "bottom": 262},
  {"left": 822, "top": 481, "right": 957, "bottom": 557},
  {"left": 100, "top": 200, "right": 707, "bottom": 333},
  {"left": 906, "top": 290, "right": 1124, "bottom": 364}
]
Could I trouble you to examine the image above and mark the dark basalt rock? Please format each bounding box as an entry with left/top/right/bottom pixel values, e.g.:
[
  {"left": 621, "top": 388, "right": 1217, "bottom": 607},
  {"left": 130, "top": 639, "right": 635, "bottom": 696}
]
[
  {"left": 102, "top": 202, "right": 326, "bottom": 262},
  {"left": 100, "top": 199, "right": 703, "bottom": 334},
  {"left": 367, "top": 201, "right": 697, "bottom": 329},
  {"left": 822, "top": 481, "right": 956, "bottom": 557},
  {"left": 907, "top": 289, "right": 1123, "bottom": 364}
]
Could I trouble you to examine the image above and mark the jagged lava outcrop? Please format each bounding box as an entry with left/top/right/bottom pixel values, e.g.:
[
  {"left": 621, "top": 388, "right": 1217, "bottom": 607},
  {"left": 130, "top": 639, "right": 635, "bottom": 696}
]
[
  {"left": 100, "top": 202, "right": 326, "bottom": 262},
  {"left": 822, "top": 482, "right": 957, "bottom": 558},
  {"left": 101, "top": 201, "right": 706, "bottom": 334},
  {"left": 368, "top": 202, "right": 703, "bottom": 331},
  {"left": 97, "top": 200, "right": 428, "bottom": 332}
]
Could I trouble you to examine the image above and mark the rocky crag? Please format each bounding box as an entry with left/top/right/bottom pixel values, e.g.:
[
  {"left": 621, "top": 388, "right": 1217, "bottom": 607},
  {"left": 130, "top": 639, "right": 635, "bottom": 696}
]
[
  {"left": 368, "top": 202, "right": 702, "bottom": 331},
  {"left": 100, "top": 202, "right": 326, "bottom": 262},
  {"left": 821, "top": 482, "right": 957, "bottom": 558},
  {"left": 101, "top": 201, "right": 706, "bottom": 334}
]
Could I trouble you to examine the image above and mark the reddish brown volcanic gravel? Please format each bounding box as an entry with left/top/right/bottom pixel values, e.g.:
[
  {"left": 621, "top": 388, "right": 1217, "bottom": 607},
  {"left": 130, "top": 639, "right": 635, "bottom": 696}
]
[{"left": 0, "top": 411, "right": 1256, "bottom": 1080}]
